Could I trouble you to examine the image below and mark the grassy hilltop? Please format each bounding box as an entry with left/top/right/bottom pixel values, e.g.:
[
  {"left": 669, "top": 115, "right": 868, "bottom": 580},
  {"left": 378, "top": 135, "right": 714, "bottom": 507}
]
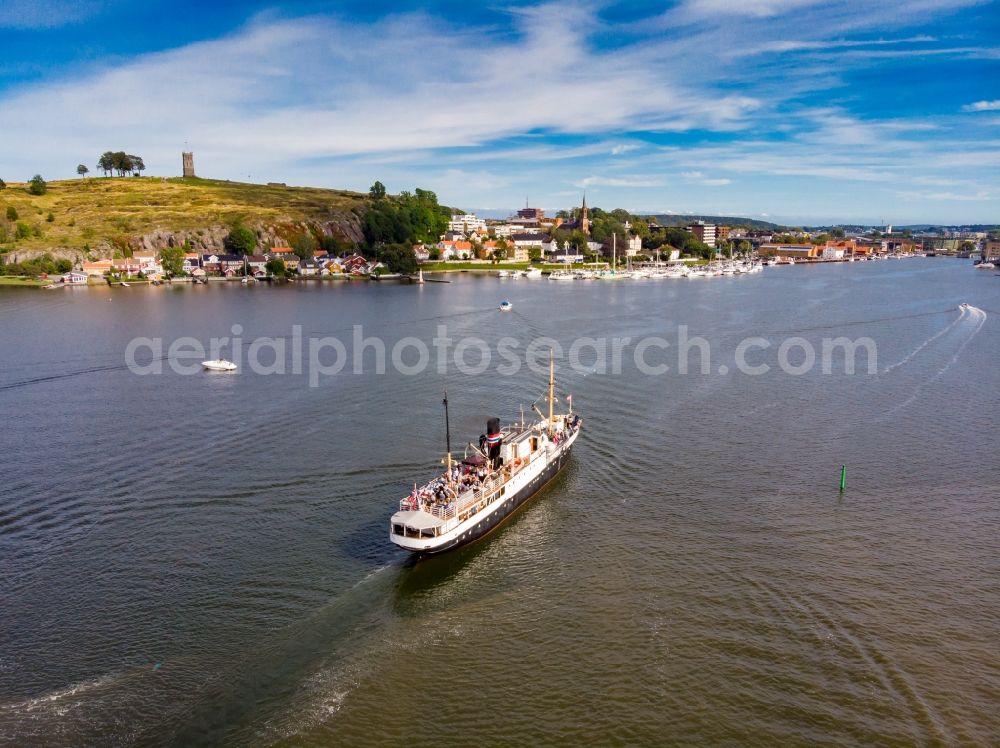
[{"left": 0, "top": 176, "right": 369, "bottom": 257}]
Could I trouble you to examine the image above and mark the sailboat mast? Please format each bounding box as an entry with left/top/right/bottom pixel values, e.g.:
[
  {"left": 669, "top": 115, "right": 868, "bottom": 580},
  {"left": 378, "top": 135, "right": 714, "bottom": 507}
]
[{"left": 547, "top": 350, "right": 555, "bottom": 435}]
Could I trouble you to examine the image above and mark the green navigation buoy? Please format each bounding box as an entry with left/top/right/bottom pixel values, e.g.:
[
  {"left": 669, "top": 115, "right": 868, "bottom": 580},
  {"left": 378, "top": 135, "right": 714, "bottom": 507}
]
[{"left": 839, "top": 465, "right": 846, "bottom": 492}]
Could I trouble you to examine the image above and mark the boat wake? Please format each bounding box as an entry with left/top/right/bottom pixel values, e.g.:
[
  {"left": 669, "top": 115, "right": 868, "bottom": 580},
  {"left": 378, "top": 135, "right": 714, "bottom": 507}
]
[
  {"left": 886, "top": 305, "right": 987, "bottom": 415},
  {"left": 882, "top": 306, "right": 966, "bottom": 374}
]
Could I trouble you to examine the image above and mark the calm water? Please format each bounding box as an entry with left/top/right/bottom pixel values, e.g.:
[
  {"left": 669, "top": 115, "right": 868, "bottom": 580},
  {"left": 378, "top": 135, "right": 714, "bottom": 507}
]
[{"left": 1, "top": 260, "right": 998, "bottom": 746}]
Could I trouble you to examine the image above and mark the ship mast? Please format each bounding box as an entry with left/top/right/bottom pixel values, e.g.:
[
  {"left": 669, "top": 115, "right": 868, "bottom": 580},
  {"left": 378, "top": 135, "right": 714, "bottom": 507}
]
[
  {"left": 547, "top": 350, "right": 555, "bottom": 436},
  {"left": 443, "top": 392, "right": 452, "bottom": 480}
]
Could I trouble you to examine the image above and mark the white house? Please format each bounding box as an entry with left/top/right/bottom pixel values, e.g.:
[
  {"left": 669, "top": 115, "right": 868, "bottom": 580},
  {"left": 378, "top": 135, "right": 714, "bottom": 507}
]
[
  {"left": 626, "top": 235, "right": 643, "bottom": 256},
  {"left": 510, "top": 232, "right": 547, "bottom": 248},
  {"left": 61, "top": 271, "right": 88, "bottom": 284}
]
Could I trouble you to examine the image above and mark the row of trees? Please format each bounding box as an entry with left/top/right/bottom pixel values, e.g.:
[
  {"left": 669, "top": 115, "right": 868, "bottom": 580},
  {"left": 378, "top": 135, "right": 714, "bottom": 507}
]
[
  {"left": 97, "top": 151, "right": 146, "bottom": 177},
  {"left": 0, "top": 253, "right": 71, "bottom": 276}
]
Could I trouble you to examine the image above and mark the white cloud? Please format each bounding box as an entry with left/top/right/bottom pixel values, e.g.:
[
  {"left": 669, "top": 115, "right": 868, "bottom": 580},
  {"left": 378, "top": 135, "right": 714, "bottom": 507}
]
[
  {"left": 611, "top": 144, "right": 639, "bottom": 156},
  {"left": 963, "top": 100, "right": 1000, "bottom": 112},
  {"left": 901, "top": 190, "right": 993, "bottom": 202},
  {"left": 682, "top": 171, "right": 732, "bottom": 186},
  {"left": 673, "top": 0, "right": 828, "bottom": 21},
  {"left": 575, "top": 175, "right": 664, "bottom": 188},
  {"left": 0, "top": 8, "right": 761, "bottom": 181}
]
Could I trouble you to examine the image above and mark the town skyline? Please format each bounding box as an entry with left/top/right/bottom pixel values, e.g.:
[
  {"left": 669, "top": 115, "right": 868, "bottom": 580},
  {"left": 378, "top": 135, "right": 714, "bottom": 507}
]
[{"left": 1, "top": 0, "right": 998, "bottom": 224}]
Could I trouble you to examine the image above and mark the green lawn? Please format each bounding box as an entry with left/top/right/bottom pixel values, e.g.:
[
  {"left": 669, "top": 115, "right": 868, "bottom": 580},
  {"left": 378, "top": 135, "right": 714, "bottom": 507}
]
[{"left": 0, "top": 276, "right": 50, "bottom": 286}]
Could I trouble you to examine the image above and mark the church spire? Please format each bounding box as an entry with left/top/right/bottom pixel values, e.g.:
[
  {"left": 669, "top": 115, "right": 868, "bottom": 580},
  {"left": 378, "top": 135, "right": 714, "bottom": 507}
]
[{"left": 580, "top": 192, "right": 590, "bottom": 235}]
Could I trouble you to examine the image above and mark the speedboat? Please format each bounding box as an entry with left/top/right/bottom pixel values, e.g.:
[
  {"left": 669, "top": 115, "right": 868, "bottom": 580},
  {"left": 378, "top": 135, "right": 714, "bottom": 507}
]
[
  {"left": 522, "top": 267, "right": 542, "bottom": 278},
  {"left": 202, "top": 359, "right": 237, "bottom": 372},
  {"left": 499, "top": 300, "right": 513, "bottom": 311}
]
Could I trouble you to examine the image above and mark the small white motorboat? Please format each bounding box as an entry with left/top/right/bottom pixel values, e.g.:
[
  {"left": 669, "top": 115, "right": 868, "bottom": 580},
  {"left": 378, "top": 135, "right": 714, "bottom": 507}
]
[
  {"left": 120, "top": 282, "right": 130, "bottom": 287},
  {"left": 499, "top": 300, "right": 513, "bottom": 312},
  {"left": 202, "top": 359, "right": 237, "bottom": 372}
]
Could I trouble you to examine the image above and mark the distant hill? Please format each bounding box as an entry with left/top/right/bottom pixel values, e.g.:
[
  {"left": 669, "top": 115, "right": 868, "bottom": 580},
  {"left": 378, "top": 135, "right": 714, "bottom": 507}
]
[
  {"left": 0, "top": 176, "right": 370, "bottom": 260},
  {"left": 643, "top": 214, "right": 784, "bottom": 231}
]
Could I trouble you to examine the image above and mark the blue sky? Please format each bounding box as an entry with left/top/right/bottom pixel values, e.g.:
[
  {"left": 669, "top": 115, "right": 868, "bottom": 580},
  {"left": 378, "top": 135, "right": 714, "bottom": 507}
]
[{"left": 1, "top": 0, "right": 998, "bottom": 224}]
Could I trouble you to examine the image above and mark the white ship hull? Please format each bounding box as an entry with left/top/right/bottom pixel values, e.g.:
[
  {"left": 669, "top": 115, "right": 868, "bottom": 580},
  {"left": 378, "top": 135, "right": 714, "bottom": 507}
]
[{"left": 390, "top": 420, "right": 580, "bottom": 555}]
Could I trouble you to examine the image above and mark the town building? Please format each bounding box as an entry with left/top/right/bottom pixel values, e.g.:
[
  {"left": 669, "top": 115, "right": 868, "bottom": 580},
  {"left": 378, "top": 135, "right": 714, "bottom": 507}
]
[
  {"left": 687, "top": 221, "right": 717, "bottom": 248},
  {"left": 757, "top": 244, "right": 819, "bottom": 260},
  {"left": 557, "top": 195, "right": 591, "bottom": 235},
  {"left": 447, "top": 213, "right": 488, "bottom": 235},
  {"left": 81, "top": 259, "right": 114, "bottom": 277}
]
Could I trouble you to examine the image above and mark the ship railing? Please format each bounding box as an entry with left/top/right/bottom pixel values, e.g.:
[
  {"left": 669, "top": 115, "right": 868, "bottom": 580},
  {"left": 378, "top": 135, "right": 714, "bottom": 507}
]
[{"left": 397, "top": 471, "right": 506, "bottom": 520}]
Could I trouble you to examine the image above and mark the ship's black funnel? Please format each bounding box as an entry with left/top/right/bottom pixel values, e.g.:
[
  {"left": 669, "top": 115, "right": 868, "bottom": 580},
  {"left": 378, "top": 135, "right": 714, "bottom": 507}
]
[{"left": 486, "top": 417, "right": 502, "bottom": 468}]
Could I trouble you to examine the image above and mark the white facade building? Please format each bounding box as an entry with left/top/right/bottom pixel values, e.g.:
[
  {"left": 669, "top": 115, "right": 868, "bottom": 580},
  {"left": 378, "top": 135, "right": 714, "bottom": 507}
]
[{"left": 447, "top": 213, "right": 487, "bottom": 234}]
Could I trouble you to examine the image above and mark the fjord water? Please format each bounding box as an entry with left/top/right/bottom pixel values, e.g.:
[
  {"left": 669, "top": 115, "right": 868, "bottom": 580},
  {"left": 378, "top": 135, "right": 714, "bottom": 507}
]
[{"left": 1, "top": 261, "right": 997, "bottom": 746}]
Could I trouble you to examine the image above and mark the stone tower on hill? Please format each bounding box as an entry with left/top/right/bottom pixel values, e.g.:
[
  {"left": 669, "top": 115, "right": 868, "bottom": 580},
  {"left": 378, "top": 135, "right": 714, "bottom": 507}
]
[{"left": 182, "top": 152, "right": 195, "bottom": 178}]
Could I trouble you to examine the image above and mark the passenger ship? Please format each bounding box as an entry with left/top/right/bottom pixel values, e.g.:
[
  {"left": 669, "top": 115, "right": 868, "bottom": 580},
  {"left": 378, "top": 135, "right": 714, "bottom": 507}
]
[{"left": 390, "top": 355, "right": 581, "bottom": 555}]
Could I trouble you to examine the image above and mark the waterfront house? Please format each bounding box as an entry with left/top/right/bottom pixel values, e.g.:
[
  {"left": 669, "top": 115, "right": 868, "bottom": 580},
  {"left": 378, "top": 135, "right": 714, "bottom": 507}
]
[
  {"left": 201, "top": 254, "right": 244, "bottom": 274},
  {"left": 182, "top": 253, "right": 201, "bottom": 273},
  {"left": 436, "top": 239, "right": 473, "bottom": 260},
  {"left": 82, "top": 259, "right": 114, "bottom": 277},
  {"left": 824, "top": 239, "right": 859, "bottom": 258},
  {"left": 341, "top": 254, "right": 369, "bottom": 273},
  {"left": 510, "top": 232, "right": 547, "bottom": 249},
  {"left": 299, "top": 259, "right": 323, "bottom": 276},
  {"left": 413, "top": 245, "right": 430, "bottom": 262},
  {"left": 758, "top": 244, "right": 819, "bottom": 260},
  {"left": 245, "top": 254, "right": 268, "bottom": 272},
  {"left": 112, "top": 258, "right": 142, "bottom": 275},
  {"left": 61, "top": 271, "right": 88, "bottom": 284}
]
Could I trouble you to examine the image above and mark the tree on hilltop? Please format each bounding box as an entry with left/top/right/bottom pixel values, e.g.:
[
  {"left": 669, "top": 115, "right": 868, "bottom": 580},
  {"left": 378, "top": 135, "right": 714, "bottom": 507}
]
[
  {"left": 369, "top": 181, "right": 386, "bottom": 200},
  {"left": 27, "top": 175, "right": 47, "bottom": 196},
  {"left": 77, "top": 164, "right": 89, "bottom": 178},
  {"left": 97, "top": 151, "right": 146, "bottom": 177},
  {"left": 127, "top": 155, "right": 145, "bottom": 177}
]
